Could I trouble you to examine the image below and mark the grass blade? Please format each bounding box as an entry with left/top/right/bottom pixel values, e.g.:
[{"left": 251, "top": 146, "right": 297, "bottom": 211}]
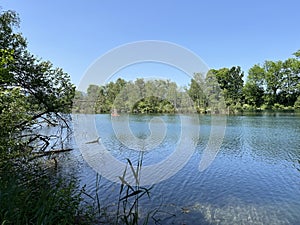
[
  {"left": 119, "top": 190, "right": 143, "bottom": 201},
  {"left": 126, "top": 158, "right": 139, "bottom": 185}
]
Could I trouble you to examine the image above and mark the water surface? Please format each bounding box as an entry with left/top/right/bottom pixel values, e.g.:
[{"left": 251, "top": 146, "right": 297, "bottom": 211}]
[{"left": 71, "top": 114, "right": 300, "bottom": 224}]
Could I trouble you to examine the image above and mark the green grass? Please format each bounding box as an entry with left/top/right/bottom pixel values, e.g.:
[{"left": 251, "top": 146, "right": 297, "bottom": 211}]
[{"left": 0, "top": 162, "right": 93, "bottom": 225}]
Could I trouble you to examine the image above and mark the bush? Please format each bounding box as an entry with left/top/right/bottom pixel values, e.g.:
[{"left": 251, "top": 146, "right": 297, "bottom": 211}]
[
  {"left": 284, "top": 106, "right": 294, "bottom": 111},
  {"left": 294, "top": 96, "right": 300, "bottom": 109},
  {"left": 0, "top": 163, "right": 92, "bottom": 225},
  {"left": 272, "top": 103, "right": 285, "bottom": 110},
  {"left": 260, "top": 104, "right": 271, "bottom": 110},
  {"left": 242, "top": 104, "right": 255, "bottom": 111}
]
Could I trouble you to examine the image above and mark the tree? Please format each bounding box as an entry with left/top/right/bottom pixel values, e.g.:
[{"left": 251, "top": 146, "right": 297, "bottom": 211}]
[
  {"left": 0, "top": 9, "right": 75, "bottom": 158},
  {"left": 0, "top": 10, "right": 90, "bottom": 224},
  {"left": 105, "top": 78, "right": 127, "bottom": 110},
  {"left": 73, "top": 49, "right": 300, "bottom": 113},
  {"left": 244, "top": 52, "right": 300, "bottom": 108},
  {"left": 208, "top": 67, "right": 244, "bottom": 110},
  {"left": 293, "top": 50, "right": 300, "bottom": 58},
  {"left": 125, "top": 81, "right": 141, "bottom": 112},
  {"left": 204, "top": 70, "right": 226, "bottom": 113},
  {"left": 263, "top": 60, "right": 284, "bottom": 105},
  {"left": 188, "top": 73, "right": 207, "bottom": 112},
  {"left": 244, "top": 64, "right": 265, "bottom": 107},
  {"left": 247, "top": 64, "right": 265, "bottom": 88},
  {"left": 295, "top": 96, "right": 300, "bottom": 109},
  {"left": 280, "top": 57, "right": 300, "bottom": 106},
  {"left": 135, "top": 78, "right": 146, "bottom": 99},
  {"left": 166, "top": 80, "right": 178, "bottom": 109},
  {"left": 243, "top": 82, "right": 264, "bottom": 107}
]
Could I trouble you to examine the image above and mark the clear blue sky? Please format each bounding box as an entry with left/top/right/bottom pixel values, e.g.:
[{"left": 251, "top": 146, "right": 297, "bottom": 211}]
[{"left": 1, "top": 0, "right": 300, "bottom": 88}]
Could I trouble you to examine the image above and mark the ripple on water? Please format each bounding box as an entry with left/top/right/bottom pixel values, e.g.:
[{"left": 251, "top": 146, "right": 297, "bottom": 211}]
[
  {"left": 152, "top": 199, "right": 299, "bottom": 225},
  {"left": 71, "top": 114, "right": 300, "bottom": 224}
]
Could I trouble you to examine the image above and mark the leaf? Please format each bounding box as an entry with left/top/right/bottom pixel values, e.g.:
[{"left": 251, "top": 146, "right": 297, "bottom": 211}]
[
  {"left": 118, "top": 176, "right": 134, "bottom": 192},
  {"left": 126, "top": 158, "right": 139, "bottom": 185},
  {"left": 119, "top": 190, "right": 143, "bottom": 201}
]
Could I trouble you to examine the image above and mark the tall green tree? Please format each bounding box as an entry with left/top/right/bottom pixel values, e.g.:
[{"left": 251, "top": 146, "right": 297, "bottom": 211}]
[
  {"left": 0, "top": 10, "right": 90, "bottom": 225},
  {"left": 280, "top": 57, "right": 300, "bottom": 106},
  {"left": 293, "top": 50, "right": 300, "bottom": 58},
  {"left": 0, "top": 10, "right": 75, "bottom": 157},
  {"left": 166, "top": 80, "right": 178, "bottom": 109},
  {"left": 246, "top": 55, "right": 300, "bottom": 107},
  {"left": 244, "top": 64, "right": 265, "bottom": 107},
  {"left": 105, "top": 78, "right": 127, "bottom": 109},
  {"left": 243, "top": 82, "right": 264, "bottom": 107},
  {"left": 135, "top": 78, "right": 146, "bottom": 99},
  {"left": 204, "top": 69, "right": 226, "bottom": 113},
  {"left": 187, "top": 72, "right": 207, "bottom": 112},
  {"left": 263, "top": 60, "right": 284, "bottom": 105},
  {"left": 210, "top": 66, "right": 244, "bottom": 109}
]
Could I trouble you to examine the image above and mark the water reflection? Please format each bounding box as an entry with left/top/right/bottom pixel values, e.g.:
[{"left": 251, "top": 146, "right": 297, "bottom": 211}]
[{"left": 71, "top": 114, "right": 300, "bottom": 224}]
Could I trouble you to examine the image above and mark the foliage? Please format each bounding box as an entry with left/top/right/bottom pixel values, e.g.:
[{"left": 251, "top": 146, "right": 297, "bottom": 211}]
[
  {"left": 294, "top": 96, "right": 300, "bottom": 109},
  {"left": 74, "top": 78, "right": 195, "bottom": 114},
  {"left": 243, "top": 82, "right": 264, "bottom": 107},
  {"left": 245, "top": 54, "right": 300, "bottom": 109},
  {"left": 0, "top": 9, "right": 75, "bottom": 158},
  {"left": 0, "top": 166, "right": 92, "bottom": 225},
  {"left": 187, "top": 73, "right": 207, "bottom": 112},
  {"left": 214, "top": 66, "right": 244, "bottom": 106},
  {"left": 76, "top": 50, "right": 300, "bottom": 115},
  {"left": 0, "top": 9, "right": 85, "bottom": 225}
]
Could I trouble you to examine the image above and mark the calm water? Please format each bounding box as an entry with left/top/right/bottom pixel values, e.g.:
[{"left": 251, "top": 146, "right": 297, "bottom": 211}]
[{"left": 71, "top": 113, "right": 300, "bottom": 224}]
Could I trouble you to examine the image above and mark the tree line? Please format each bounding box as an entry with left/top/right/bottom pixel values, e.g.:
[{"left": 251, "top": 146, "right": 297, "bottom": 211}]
[
  {"left": 74, "top": 51, "right": 300, "bottom": 114},
  {"left": 74, "top": 78, "right": 196, "bottom": 114}
]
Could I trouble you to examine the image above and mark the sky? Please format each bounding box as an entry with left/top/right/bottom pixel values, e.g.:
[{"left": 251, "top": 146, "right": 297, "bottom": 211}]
[{"left": 1, "top": 0, "right": 300, "bottom": 90}]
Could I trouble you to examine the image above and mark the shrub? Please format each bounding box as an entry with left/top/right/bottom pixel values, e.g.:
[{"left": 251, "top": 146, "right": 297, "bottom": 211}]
[
  {"left": 272, "top": 103, "right": 285, "bottom": 110},
  {"left": 242, "top": 104, "right": 255, "bottom": 111},
  {"left": 0, "top": 163, "right": 92, "bottom": 225},
  {"left": 294, "top": 96, "right": 300, "bottom": 109}
]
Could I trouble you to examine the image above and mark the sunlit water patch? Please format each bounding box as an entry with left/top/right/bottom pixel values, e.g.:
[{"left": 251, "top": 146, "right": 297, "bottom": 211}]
[{"left": 69, "top": 114, "right": 300, "bottom": 224}]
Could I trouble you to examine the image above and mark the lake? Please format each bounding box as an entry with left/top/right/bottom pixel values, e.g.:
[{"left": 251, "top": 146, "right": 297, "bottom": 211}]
[{"left": 70, "top": 113, "right": 300, "bottom": 224}]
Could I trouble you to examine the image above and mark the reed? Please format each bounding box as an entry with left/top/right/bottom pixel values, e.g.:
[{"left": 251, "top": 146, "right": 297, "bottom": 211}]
[
  {"left": 116, "top": 152, "right": 153, "bottom": 225},
  {"left": 0, "top": 162, "right": 93, "bottom": 225}
]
